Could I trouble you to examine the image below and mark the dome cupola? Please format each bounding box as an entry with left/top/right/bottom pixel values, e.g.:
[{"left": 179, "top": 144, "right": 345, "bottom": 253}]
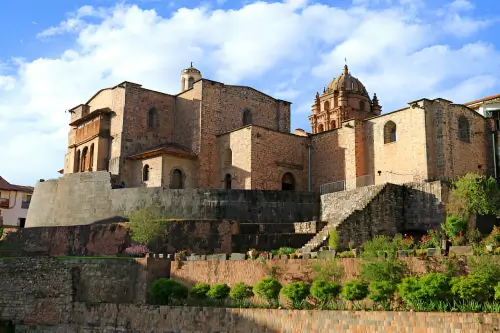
[
  {"left": 181, "top": 62, "right": 202, "bottom": 92},
  {"left": 324, "top": 65, "right": 369, "bottom": 99}
]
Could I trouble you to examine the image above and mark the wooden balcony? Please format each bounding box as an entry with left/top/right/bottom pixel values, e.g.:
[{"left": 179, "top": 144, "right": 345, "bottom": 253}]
[{"left": 0, "top": 198, "right": 9, "bottom": 208}]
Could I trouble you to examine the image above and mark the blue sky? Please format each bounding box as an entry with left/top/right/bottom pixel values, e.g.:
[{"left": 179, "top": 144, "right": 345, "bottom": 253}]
[{"left": 1, "top": 0, "right": 499, "bottom": 186}]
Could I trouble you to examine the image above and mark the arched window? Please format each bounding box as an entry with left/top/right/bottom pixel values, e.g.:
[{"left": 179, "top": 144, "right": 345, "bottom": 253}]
[
  {"left": 324, "top": 101, "right": 330, "bottom": 112},
  {"left": 170, "top": 169, "right": 184, "bottom": 189},
  {"left": 359, "top": 100, "right": 365, "bottom": 111},
  {"left": 81, "top": 147, "right": 88, "bottom": 172},
  {"left": 148, "top": 108, "right": 157, "bottom": 130},
  {"left": 224, "top": 174, "right": 232, "bottom": 189},
  {"left": 330, "top": 120, "right": 336, "bottom": 129},
  {"left": 225, "top": 148, "right": 232, "bottom": 166},
  {"left": 143, "top": 164, "right": 150, "bottom": 182},
  {"left": 333, "top": 95, "right": 338, "bottom": 108},
  {"left": 74, "top": 149, "right": 81, "bottom": 173},
  {"left": 188, "top": 77, "right": 194, "bottom": 89},
  {"left": 458, "top": 116, "right": 470, "bottom": 142},
  {"left": 383, "top": 121, "right": 397, "bottom": 144},
  {"left": 318, "top": 124, "right": 324, "bottom": 133},
  {"left": 243, "top": 109, "right": 252, "bottom": 126},
  {"left": 282, "top": 172, "right": 295, "bottom": 191},
  {"left": 89, "top": 144, "right": 94, "bottom": 172}
]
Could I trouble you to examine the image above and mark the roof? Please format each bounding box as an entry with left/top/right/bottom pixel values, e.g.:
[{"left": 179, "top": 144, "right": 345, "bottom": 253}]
[
  {"left": 324, "top": 65, "right": 370, "bottom": 99},
  {"left": 126, "top": 143, "right": 197, "bottom": 160},
  {"left": 0, "top": 176, "right": 33, "bottom": 193},
  {"left": 464, "top": 94, "right": 500, "bottom": 106}
]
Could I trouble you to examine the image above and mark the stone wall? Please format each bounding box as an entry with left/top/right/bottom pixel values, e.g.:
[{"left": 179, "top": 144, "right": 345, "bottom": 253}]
[
  {"left": 26, "top": 171, "right": 319, "bottom": 227},
  {"left": 170, "top": 257, "right": 430, "bottom": 288},
  {"left": 2, "top": 220, "right": 237, "bottom": 256},
  {"left": 11, "top": 304, "right": 500, "bottom": 333},
  {"left": 0, "top": 257, "right": 170, "bottom": 324}
]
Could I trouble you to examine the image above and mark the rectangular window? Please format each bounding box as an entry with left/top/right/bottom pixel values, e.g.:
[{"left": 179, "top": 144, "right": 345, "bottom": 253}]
[{"left": 22, "top": 194, "right": 32, "bottom": 202}]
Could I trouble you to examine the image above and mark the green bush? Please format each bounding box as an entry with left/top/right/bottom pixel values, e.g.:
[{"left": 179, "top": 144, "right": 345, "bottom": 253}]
[
  {"left": 329, "top": 229, "right": 339, "bottom": 250},
  {"left": 280, "top": 282, "right": 310, "bottom": 308},
  {"left": 447, "top": 173, "right": 500, "bottom": 218},
  {"left": 362, "top": 235, "right": 397, "bottom": 258},
  {"left": 368, "top": 281, "right": 396, "bottom": 303},
  {"left": 128, "top": 207, "right": 169, "bottom": 245},
  {"left": 149, "top": 278, "right": 188, "bottom": 305},
  {"left": 310, "top": 279, "right": 341, "bottom": 304},
  {"left": 189, "top": 283, "right": 210, "bottom": 300},
  {"left": 360, "top": 259, "right": 405, "bottom": 283},
  {"left": 494, "top": 282, "right": 500, "bottom": 301},
  {"left": 229, "top": 282, "right": 254, "bottom": 300},
  {"left": 253, "top": 278, "right": 282, "bottom": 306},
  {"left": 337, "top": 250, "right": 354, "bottom": 258},
  {"left": 311, "top": 260, "right": 344, "bottom": 282},
  {"left": 397, "top": 273, "right": 450, "bottom": 305},
  {"left": 451, "top": 273, "right": 494, "bottom": 302},
  {"left": 469, "top": 256, "right": 500, "bottom": 284},
  {"left": 441, "top": 215, "right": 467, "bottom": 239},
  {"left": 276, "top": 247, "right": 295, "bottom": 255},
  {"left": 341, "top": 280, "right": 369, "bottom": 301},
  {"left": 206, "top": 284, "right": 230, "bottom": 300}
]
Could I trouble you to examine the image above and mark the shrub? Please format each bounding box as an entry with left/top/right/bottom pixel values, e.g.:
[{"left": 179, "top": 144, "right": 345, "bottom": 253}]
[
  {"left": 469, "top": 256, "right": 500, "bottom": 284},
  {"left": 149, "top": 278, "right": 188, "bottom": 305},
  {"left": 450, "top": 232, "right": 467, "bottom": 246},
  {"left": 310, "top": 279, "right": 341, "bottom": 304},
  {"left": 206, "top": 284, "right": 230, "bottom": 300},
  {"left": 329, "top": 229, "right": 339, "bottom": 250},
  {"left": 276, "top": 247, "right": 295, "bottom": 255},
  {"left": 447, "top": 173, "right": 500, "bottom": 218},
  {"left": 494, "top": 282, "right": 500, "bottom": 301},
  {"left": 442, "top": 215, "right": 467, "bottom": 239},
  {"left": 360, "top": 259, "right": 405, "bottom": 283},
  {"left": 230, "top": 282, "right": 253, "bottom": 300},
  {"left": 419, "top": 229, "right": 441, "bottom": 249},
  {"left": 363, "top": 235, "right": 397, "bottom": 257},
  {"left": 451, "top": 273, "right": 494, "bottom": 302},
  {"left": 128, "top": 207, "right": 169, "bottom": 246},
  {"left": 397, "top": 273, "right": 450, "bottom": 304},
  {"left": 280, "top": 282, "right": 310, "bottom": 308},
  {"left": 341, "top": 280, "right": 369, "bottom": 301},
  {"left": 483, "top": 226, "right": 500, "bottom": 247},
  {"left": 393, "top": 234, "right": 414, "bottom": 250},
  {"left": 189, "top": 283, "right": 211, "bottom": 300},
  {"left": 337, "top": 250, "right": 354, "bottom": 258},
  {"left": 253, "top": 278, "right": 282, "bottom": 306},
  {"left": 368, "top": 281, "right": 396, "bottom": 303},
  {"left": 467, "top": 229, "right": 482, "bottom": 245},
  {"left": 311, "top": 260, "right": 344, "bottom": 282},
  {"left": 123, "top": 244, "right": 149, "bottom": 257}
]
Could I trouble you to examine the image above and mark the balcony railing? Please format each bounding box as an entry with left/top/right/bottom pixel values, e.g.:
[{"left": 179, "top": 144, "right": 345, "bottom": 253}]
[
  {"left": 21, "top": 201, "right": 30, "bottom": 209},
  {"left": 320, "top": 180, "right": 346, "bottom": 195},
  {"left": 0, "top": 198, "right": 9, "bottom": 208}
]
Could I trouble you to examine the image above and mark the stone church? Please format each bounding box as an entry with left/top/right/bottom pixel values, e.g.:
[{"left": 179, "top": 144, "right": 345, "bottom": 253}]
[{"left": 63, "top": 63, "right": 499, "bottom": 193}]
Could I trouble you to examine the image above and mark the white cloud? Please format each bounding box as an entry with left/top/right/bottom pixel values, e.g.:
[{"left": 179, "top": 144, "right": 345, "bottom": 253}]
[
  {"left": 1, "top": 0, "right": 499, "bottom": 185},
  {"left": 448, "top": 0, "right": 474, "bottom": 12}
]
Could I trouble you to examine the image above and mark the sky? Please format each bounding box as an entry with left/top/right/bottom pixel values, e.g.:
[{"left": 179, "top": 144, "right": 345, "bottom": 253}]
[{"left": 1, "top": 0, "right": 500, "bottom": 186}]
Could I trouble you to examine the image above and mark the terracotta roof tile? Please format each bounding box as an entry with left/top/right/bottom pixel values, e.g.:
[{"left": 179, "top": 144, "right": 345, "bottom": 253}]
[{"left": 464, "top": 94, "right": 500, "bottom": 106}]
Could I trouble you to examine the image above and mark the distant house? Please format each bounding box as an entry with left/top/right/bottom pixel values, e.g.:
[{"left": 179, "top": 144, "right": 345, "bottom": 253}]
[{"left": 0, "top": 176, "right": 33, "bottom": 227}]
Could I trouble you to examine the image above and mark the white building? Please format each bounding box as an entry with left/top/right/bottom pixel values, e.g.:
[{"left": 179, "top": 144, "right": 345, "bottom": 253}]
[
  {"left": 465, "top": 94, "right": 500, "bottom": 126},
  {"left": 0, "top": 176, "right": 33, "bottom": 227}
]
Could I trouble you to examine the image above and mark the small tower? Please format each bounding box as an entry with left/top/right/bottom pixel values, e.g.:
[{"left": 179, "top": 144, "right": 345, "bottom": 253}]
[
  {"left": 181, "top": 62, "right": 202, "bottom": 92},
  {"left": 372, "top": 93, "right": 382, "bottom": 115}
]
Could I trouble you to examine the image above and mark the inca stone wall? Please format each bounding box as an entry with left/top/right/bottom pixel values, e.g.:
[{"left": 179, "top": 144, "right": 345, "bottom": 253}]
[
  {"left": 26, "top": 171, "right": 319, "bottom": 228},
  {"left": 2, "top": 220, "right": 238, "bottom": 256},
  {"left": 9, "top": 304, "right": 500, "bottom": 333}
]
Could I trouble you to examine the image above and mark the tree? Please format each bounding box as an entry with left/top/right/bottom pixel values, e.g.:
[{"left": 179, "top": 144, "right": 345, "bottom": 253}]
[
  {"left": 447, "top": 173, "right": 500, "bottom": 218},
  {"left": 128, "top": 206, "right": 170, "bottom": 249}
]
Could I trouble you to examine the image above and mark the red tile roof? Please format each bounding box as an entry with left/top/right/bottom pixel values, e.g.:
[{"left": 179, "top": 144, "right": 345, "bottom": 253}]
[
  {"left": 0, "top": 176, "right": 33, "bottom": 193},
  {"left": 464, "top": 94, "right": 500, "bottom": 106}
]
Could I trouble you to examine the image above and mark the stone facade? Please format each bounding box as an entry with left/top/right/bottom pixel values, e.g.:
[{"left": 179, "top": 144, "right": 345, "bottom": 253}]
[
  {"left": 59, "top": 64, "right": 496, "bottom": 195},
  {"left": 25, "top": 171, "right": 319, "bottom": 227}
]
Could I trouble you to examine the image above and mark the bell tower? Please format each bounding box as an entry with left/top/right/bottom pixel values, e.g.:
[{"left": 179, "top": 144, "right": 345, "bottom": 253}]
[{"left": 181, "top": 62, "right": 202, "bottom": 92}]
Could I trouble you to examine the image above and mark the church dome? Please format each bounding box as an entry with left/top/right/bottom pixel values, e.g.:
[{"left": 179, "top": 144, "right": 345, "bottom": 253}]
[
  {"left": 325, "top": 65, "right": 369, "bottom": 99},
  {"left": 181, "top": 62, "right": 201, "bottom": 75}
]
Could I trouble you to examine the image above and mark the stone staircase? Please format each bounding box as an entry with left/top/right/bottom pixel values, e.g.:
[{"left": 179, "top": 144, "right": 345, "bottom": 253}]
[{"left": 300, "top": 184, "right": 387, "bottom": 253}]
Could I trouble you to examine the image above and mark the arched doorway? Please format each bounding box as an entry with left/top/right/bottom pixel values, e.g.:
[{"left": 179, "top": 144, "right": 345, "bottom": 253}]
[
  {"left": 170, "top": 169, "right": 184, "bottom": 189},
  {"left": 81, "top": 147, "right": 88, "bottom": 172},
  {"left": 143, "top": 165, "right": 150, "bottom": 182},
  {"left": 224, "top": 174, "right": 232, "bottom": 189},
  {"left": 282, "top": 172, "right": 295, "bottom": 191}
]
